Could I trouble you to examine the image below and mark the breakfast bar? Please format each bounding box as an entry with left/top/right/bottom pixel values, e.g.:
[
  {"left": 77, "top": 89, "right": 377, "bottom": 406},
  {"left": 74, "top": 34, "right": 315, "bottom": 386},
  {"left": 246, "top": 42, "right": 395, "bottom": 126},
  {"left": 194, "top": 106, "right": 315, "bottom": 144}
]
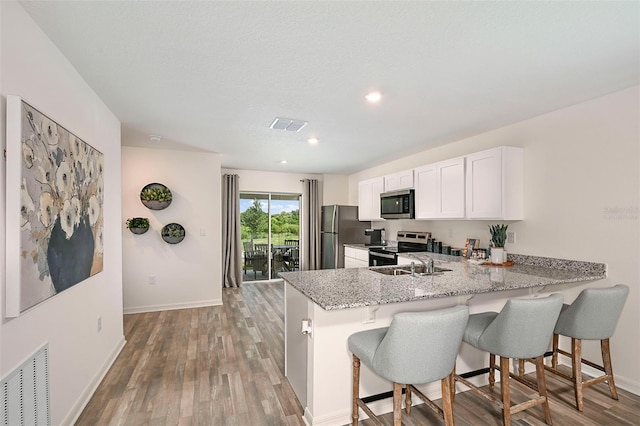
[{"left": 280, "top": 254, "right": 606, "bottom": 426}]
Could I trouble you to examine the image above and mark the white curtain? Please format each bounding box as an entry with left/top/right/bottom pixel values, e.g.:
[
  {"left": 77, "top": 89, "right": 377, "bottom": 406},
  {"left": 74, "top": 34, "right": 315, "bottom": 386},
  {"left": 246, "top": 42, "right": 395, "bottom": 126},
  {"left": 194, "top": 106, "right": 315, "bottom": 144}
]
[
  {"left": 222, "top": 174, "right": 242, "bottom": 288},
  {"left": 301, "top": 179, "right": 321, "bottom": 270}
]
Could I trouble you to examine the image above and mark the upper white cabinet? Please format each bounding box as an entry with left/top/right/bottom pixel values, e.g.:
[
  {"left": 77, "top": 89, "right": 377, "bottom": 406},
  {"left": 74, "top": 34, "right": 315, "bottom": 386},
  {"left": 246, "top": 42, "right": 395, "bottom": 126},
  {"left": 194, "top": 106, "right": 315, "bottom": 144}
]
[
  {"left": 383, "top": 169, "right": 414, "bottom": 192},
  {"left": 358, "top": 177, "right": 384, "bottom": 221},
  {"left": 465, "top": 146, "right": 524, "bottom": 220},
  {"left": 415, "top": 157, "right": 465, "bottom": 219}
]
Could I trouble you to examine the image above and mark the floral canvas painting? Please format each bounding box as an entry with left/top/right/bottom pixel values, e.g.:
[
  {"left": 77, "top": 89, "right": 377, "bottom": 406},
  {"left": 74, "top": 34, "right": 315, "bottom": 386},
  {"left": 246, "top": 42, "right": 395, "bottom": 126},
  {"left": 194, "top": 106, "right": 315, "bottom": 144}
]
[{"left": 15, "top": 100, "right": 104, "bottom": 313}]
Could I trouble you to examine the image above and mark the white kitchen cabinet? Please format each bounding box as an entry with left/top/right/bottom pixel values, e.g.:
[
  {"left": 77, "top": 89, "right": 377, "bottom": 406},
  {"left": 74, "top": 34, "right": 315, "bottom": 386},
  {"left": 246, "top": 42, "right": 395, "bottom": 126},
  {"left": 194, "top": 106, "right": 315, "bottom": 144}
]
[
  {"left": 415, "top": 157, "right": 465, "bottom": 219},
  {"left": 358, "top": 177, "right": 384, "bottom": 221},
  {"left": 344, "top": 246, "right": 369, "bottom": 268},
  {"left": 465, "top": 146, "right": 524, "bottom": 220},
  {"left": 383, "top": 169, "right": 414, "bottom": 191}
]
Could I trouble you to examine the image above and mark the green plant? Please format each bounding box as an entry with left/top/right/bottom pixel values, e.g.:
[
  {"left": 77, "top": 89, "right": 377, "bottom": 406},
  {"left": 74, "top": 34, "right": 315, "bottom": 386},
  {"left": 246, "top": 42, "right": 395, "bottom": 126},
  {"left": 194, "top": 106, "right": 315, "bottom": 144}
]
[
  {"left": 140, "top": 186, "right": 172, "bottom": 202},
  {"left": 489, "top": 224, "right": 508, "bottom": 247},
  {"left": 126, "top": 217, "right": 149, "bottom": 229},
  {"left": 162, "top": 223, "right": 185, "bottom": 238}
]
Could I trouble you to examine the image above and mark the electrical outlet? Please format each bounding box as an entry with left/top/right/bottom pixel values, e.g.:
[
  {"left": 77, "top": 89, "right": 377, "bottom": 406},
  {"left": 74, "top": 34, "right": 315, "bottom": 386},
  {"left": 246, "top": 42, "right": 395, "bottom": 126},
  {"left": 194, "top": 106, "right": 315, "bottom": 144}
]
[
  {"left": 149, "top": 275, "right": 156, "bottom": 285},
  {"left": 97, "top": 317, "right": 102, "bottom": 332},
  {"left": 507, "top": 231, "right": 516, "bottom": 244}
]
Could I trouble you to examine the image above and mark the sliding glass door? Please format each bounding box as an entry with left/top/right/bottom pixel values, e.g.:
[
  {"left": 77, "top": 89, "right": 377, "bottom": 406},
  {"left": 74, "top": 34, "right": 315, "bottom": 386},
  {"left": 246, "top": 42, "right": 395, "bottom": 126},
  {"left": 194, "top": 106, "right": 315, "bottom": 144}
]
[{"left": 240, "top": 192, "right": 300, "bottom": 282}]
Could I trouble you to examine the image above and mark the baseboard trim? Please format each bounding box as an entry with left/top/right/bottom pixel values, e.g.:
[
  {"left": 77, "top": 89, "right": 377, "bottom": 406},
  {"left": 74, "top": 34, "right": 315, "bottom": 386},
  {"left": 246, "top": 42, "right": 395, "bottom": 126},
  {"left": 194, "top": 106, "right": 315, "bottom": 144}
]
[
  {"left": 123, "top": 299, "right": 223, "bottom": 314},
  {"left": 61, "top": 335, "right": 126, "bottom": 426}
]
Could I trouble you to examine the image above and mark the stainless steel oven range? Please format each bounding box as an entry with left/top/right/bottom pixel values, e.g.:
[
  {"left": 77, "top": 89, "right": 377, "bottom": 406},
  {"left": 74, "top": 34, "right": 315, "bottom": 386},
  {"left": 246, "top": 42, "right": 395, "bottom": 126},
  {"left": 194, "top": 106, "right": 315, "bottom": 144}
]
[{"left": 368, "top": 231, "right": 430, "bottom": 266}]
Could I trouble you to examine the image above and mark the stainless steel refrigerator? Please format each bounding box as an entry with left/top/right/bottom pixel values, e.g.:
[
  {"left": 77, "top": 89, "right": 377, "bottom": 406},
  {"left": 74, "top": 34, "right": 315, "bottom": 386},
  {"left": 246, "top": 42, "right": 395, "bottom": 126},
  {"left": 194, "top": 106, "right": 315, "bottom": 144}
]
[{"left": 321, "top": 205, "right": 371, "bottom": 269}]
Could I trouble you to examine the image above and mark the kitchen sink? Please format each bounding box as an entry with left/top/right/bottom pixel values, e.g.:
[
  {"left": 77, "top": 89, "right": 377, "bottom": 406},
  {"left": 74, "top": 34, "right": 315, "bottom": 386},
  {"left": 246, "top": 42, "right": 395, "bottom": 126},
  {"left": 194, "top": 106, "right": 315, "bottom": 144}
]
[{"left": 369, "top": 265, "right": 451, "bottom": 276}]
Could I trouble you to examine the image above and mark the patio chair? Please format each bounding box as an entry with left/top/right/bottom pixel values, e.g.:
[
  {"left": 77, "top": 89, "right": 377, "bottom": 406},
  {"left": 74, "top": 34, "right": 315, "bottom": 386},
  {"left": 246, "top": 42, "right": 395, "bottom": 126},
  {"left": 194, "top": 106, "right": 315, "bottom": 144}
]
[{"left": 243, "top": 241, "right": 253, "bottom": 275}]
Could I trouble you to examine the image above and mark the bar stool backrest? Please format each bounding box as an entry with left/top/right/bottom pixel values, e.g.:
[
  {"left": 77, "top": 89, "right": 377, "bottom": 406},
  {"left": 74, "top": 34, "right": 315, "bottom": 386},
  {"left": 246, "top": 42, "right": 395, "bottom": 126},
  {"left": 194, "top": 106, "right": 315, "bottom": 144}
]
[
  {"left": 478, "top": 294, "right": 564, "bottom": 359},
  {"left": 554, "top": 285, "right": 629, "bottom": 340},
  {"left": 372, "top": 305, "right": 469, "bottom": 385}
]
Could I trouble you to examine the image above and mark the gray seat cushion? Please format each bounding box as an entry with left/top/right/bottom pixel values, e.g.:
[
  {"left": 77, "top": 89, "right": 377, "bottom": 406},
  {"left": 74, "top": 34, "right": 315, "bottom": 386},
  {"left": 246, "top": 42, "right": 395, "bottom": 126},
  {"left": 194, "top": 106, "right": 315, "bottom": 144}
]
[
  {"left": 554, "top": 285, "right": 629, "bottom": 340},
  {"left": 463, "top": 294, "right": 564, "bottom": 359},
  {"left": 348, "top": 305, "right": 469, "bottom": 385}
]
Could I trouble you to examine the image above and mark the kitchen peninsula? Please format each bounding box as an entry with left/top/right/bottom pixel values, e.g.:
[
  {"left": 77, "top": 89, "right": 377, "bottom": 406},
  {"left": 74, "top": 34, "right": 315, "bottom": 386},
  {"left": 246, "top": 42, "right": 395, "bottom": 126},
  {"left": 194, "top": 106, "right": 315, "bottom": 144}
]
[{"left": 280, "top": 254, "right": 606, "bottom": 426}]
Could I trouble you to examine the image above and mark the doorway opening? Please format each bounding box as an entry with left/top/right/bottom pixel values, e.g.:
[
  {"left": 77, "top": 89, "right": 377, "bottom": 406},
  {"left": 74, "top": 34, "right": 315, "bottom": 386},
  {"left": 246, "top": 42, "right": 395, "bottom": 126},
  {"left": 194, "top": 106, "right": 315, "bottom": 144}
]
[{"left": 240, "top": 192, "right": 300, "bottom": 282}]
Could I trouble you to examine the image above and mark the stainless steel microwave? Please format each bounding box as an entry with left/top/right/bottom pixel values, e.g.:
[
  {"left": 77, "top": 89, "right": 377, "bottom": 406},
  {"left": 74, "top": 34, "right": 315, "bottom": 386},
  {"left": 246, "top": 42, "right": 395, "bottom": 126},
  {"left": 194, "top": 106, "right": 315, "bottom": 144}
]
[{"left": 380, "top": 189, "right": 415, "bottom": 219}]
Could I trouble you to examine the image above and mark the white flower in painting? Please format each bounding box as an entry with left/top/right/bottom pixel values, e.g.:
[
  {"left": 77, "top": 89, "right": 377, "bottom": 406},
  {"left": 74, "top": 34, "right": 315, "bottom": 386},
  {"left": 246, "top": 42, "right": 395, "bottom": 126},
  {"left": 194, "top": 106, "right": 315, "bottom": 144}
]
[
  {"left": 55, "top": 160, "right": 74, "bottom": 197},
  {"left": 88, "top": 195, "right": 100, "bottom": 226},
  {"left": 20, "top": 179, "right": 35, "bottom": 227},
  {"left": 38, "top": 192, "right": 57, "bottom": 228},
  {"left": 34, "top": 150, "right": 56, "bottom": 188},
  {"left": 60, "top": 198, "right": 77, "bottom": 239},
  {"left": 70, "top": 196, "right": 81, "bottom": 227},
  {"left": 41, "top": 116, "right": 60, "bottom": 146},
  {"left": 22, "top": 138, "right": 35, "bottom": 168}
]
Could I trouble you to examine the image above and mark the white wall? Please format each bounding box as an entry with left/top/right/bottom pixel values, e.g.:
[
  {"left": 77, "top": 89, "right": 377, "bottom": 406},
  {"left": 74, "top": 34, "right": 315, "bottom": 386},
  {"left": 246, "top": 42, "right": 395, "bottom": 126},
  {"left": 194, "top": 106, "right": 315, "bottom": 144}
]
[
  {"left": 349, "top": 86, "right": 640, "bottom": 394},
  {"left": 322, "top": 174, "right": 350, "bottom": 205},
  {"left": 0, "top": 3, "right": 125, "bottom": 424},
  {"left": 122, "top": 147, "right": 221, "bottom": 313},
  {"left": 222, "top": 168, "right": 323, "bottom": 195}
]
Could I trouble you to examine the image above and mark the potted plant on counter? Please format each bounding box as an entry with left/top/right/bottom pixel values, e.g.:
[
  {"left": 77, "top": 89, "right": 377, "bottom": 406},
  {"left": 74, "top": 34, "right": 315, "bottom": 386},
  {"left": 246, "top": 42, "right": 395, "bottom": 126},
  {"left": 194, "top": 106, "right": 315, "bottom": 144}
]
[
  {"left": 489, "top": 224, "right": 508, "bottom": 264},
  {"left": 126, "top": 217, "right": 150, "bottom": 234}
]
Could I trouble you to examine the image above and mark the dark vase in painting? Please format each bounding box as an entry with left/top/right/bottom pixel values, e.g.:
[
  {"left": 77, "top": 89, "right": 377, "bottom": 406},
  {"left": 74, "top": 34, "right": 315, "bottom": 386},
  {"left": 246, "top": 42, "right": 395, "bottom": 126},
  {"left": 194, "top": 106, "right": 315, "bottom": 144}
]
[{"left": 47, "top": 215, "right": 95, "bottom": 293}]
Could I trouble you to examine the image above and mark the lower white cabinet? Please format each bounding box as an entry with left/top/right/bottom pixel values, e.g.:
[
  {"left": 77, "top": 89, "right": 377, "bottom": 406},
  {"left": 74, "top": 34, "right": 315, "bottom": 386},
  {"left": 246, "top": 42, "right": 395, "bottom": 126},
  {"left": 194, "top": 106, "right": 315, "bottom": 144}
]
[{"left": 344, "top": 246, "right": 369, "bottom": 268}]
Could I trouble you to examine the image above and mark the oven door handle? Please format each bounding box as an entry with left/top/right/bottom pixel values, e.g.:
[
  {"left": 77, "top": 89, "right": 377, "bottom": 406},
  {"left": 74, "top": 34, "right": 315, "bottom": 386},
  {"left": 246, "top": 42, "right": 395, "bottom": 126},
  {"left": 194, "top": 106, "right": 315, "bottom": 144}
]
[{"left": 369, "top": 251, "right": 396, "bottom": 260}]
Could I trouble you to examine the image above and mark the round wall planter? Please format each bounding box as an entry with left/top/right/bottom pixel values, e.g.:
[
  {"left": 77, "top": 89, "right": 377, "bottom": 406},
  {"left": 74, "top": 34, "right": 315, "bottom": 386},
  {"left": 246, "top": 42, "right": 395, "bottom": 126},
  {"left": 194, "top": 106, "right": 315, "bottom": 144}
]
[
  {"left": 140, "top": 183, "right": 172, "bottom": 210},
  {"left": 161, "top": 223, "right": 185, "bottom": 244},
  {"left": 126, "top": 217, "right": 150, "bottom": 235},
  {"left": 129, "top": 226, "right": 149, "bottom": 235}
]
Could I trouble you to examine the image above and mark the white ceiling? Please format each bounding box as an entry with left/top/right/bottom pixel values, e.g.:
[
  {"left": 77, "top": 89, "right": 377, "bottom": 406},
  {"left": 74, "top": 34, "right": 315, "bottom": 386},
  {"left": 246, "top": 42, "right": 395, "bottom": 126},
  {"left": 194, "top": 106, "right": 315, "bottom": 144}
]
[{"left": 20, "top": 1, "right": 640, "bottom": 174}]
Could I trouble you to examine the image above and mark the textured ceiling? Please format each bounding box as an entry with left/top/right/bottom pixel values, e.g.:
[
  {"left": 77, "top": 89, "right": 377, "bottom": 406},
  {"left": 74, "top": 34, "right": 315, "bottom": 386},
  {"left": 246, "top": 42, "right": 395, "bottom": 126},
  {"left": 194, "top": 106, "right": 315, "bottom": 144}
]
[{"left": 19, "top": 1, "right": 640, "bottom": 174}]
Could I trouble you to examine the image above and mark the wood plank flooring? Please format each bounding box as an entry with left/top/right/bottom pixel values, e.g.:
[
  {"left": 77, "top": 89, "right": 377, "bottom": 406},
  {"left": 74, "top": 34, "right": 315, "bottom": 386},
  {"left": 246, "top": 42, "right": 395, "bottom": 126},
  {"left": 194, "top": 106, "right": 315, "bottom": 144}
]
[{"left": 77, "top": 282, "right": 639, "bottom": 425}]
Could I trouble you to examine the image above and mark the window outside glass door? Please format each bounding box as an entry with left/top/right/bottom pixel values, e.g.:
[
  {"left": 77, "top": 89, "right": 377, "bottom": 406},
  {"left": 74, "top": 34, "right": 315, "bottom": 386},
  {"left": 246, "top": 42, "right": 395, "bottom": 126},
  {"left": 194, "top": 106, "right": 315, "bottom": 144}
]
[{"left": 240, "top": 192, "right": 300, "bottom": 282}]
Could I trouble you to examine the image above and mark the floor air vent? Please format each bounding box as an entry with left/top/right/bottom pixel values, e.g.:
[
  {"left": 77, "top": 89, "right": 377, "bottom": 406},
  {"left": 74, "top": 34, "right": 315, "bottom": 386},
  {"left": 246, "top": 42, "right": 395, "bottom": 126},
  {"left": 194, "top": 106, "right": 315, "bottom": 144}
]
[{"left": 1, "top": 345, "right": 50, "bottom": 426}]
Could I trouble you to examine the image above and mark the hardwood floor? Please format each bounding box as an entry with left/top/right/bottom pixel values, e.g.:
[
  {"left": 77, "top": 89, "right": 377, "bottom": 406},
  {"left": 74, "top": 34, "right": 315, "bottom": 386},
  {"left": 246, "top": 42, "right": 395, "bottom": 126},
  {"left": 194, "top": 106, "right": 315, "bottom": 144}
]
[{"left": 77, "top": 282, "right": 639, "bottom": 425}]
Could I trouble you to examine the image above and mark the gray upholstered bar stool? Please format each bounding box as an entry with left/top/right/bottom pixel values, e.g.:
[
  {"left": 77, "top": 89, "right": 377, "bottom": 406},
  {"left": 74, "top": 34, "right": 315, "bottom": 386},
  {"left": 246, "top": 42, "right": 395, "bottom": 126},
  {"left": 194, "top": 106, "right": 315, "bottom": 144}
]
[
  {"left": 454, "top": 294, "right": 563, "bottom": 426},
  {"left": 348, "top": 305, "right": 469, "bottom": 426},
  {"left": 527, "top": 285, "right": 629, "bottom": 411}
]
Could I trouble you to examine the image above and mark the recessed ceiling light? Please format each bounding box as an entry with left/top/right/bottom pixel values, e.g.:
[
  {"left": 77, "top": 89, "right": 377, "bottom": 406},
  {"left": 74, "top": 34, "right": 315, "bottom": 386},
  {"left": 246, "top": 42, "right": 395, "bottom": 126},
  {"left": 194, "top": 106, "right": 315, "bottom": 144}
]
[
  {"left": 148, "top": 135, "right": 162, "bottom": 142},
  {"left": 365, "top": 91, "right": 382, "bottom": 103},
  {"left": 307, "top": 137, "right": 319, "bottom": 144},
  {"left": 280, "top": 160, "right": 288, "bottom": 164}
]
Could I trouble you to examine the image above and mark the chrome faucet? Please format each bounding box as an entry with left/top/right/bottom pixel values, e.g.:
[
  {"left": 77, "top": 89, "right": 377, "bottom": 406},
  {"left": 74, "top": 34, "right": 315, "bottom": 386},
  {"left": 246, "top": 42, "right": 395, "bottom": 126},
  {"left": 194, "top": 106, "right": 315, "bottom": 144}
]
[{"left": 407, "top": 253, "right": 434, "bottom": 275}]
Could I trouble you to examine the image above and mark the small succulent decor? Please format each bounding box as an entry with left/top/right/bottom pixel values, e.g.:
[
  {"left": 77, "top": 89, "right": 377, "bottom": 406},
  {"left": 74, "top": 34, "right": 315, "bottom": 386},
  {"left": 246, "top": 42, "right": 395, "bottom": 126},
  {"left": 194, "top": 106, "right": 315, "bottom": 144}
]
[
  {"left": 489, "top": 224, "right": 508, "bottom": 248},
  {"left": 162, "top": 223, "right": 185, "bottom": 238},
  {"left": 126, "top": 217, "right": 150, "bottom": 234},
  {"left": 161, "top": 223, "right": 186, "bottom": 244},
  {"left": 126, "top": 217, "right": 149, "bottom": 229},
  {"left": 140, "top": 186, "right": 172, "bottom": 202}
]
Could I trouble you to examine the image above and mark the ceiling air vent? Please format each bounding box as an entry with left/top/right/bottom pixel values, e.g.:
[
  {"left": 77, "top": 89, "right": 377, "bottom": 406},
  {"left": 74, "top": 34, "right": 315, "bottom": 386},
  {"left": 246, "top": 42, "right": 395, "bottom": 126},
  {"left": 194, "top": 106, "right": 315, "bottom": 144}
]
[{"left": 269, "top": 117, "right": 308, "bottom": 132}]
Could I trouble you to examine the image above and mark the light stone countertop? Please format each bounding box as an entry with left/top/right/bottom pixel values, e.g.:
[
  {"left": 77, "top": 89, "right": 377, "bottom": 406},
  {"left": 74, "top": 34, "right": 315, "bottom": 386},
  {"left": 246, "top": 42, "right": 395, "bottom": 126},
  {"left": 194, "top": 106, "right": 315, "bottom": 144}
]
[{"left": 278, "top": 253, "right": 607, "bottom": 311}]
